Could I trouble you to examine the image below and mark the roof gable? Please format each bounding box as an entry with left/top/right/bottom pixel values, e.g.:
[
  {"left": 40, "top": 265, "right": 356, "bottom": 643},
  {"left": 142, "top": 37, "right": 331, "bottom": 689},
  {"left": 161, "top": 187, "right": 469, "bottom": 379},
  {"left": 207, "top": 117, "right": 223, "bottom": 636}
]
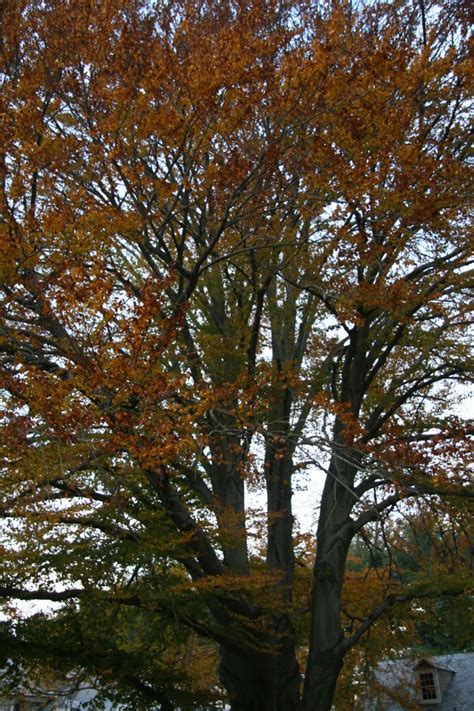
[{"left": 414, "top": 658, "right": 456, "bottom": 674}]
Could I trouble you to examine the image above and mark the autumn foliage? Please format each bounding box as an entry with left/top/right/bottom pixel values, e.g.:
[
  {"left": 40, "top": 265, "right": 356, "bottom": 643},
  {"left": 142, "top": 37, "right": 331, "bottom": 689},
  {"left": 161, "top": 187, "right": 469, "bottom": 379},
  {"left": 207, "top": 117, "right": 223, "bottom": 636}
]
[{"left": 0, "top": 1, "right": 472, "bottom": 709}]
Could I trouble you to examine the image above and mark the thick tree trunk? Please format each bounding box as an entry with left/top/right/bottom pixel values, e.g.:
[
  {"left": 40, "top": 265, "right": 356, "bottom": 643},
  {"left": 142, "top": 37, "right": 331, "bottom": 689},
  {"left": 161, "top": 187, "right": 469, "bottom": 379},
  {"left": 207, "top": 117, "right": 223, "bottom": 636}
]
[
  {"left": 303, "top": 446, "right": 355, "bottom": 711},
  {"left": 219, "top": 622, "right": 302, "bottom": 711},
  {"left": 303, "top": 651, "right": 343, "bottom": 711}
]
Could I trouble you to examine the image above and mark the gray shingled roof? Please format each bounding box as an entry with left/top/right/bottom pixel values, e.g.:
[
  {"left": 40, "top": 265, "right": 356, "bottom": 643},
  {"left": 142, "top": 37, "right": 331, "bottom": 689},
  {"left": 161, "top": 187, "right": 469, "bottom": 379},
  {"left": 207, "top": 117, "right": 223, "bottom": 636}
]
[{"left": 367, "top": 652, "right": 474, "bottom": 710}]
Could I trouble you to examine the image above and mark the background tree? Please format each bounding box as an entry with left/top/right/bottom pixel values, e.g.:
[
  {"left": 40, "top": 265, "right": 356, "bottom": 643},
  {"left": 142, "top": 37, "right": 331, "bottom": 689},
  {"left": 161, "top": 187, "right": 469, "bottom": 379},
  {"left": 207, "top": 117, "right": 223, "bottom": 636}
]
[{"left": 0, "top": 1, "right": 472, "bottom": 709}]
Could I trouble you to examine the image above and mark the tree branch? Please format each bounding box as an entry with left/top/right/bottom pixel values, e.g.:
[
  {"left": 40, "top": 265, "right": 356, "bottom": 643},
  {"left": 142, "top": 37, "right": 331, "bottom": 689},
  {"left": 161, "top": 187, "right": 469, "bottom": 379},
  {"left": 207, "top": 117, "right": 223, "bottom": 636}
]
[{"left": 342, "top": 581, "right": 468, "bottom": 654}]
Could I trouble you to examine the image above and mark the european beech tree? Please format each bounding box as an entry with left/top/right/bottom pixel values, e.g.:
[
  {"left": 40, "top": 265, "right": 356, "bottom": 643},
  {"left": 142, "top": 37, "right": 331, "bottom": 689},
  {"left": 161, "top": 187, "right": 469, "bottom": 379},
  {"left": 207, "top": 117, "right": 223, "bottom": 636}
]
[{"left": 0, "top": 1, "right": 472, "bottom": 709}]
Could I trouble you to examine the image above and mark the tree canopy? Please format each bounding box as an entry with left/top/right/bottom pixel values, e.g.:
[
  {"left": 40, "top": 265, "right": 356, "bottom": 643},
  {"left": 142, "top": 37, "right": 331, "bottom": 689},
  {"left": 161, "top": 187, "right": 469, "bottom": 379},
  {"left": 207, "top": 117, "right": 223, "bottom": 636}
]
[{"left": 0, "top": 1, "right": 472, "bottom": 709}]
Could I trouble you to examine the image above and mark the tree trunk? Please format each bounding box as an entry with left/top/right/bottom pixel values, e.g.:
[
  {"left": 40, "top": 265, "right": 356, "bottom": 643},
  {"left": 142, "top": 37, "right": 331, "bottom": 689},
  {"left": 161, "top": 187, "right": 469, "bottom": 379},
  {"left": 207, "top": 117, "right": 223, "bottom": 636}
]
[
  {"left": 303, "top": 651, "right": 343, "bottom": 711},
  {"left": 303, "top": 447, "right": 355, "bottom": 711},
  {"left": 219, "top": 622, "right": 302, "bottom": 711}
]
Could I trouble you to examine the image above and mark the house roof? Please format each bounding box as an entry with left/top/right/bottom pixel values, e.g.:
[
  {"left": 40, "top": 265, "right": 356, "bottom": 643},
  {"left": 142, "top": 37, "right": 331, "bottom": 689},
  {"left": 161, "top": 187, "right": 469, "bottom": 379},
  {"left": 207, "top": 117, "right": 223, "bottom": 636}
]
[{"left": 372, "top": 652, "right": 474, "bottom": 710}]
